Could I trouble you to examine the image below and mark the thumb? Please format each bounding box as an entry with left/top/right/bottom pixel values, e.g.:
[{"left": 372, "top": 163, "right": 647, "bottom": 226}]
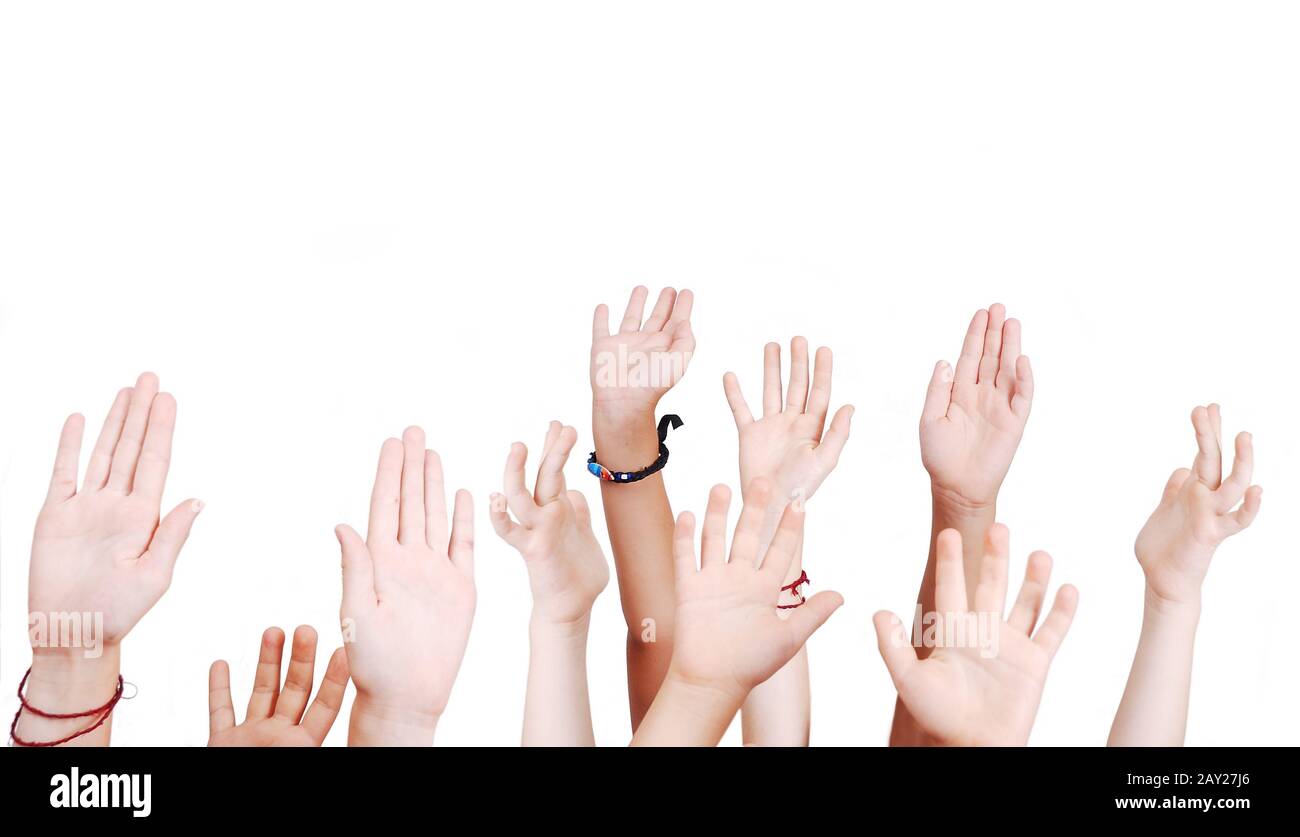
[
  {"left": 873, "top": 610, "right": 918, "bottom": 690},
  {"left": 784, "top": 590, "right": 844, "bottom": 648},
  {"left": 336, "top": 524, "right": 374, "bottom": 612},
  {"left": 145, "top": 498, "right": 203, "bottom": 582}
]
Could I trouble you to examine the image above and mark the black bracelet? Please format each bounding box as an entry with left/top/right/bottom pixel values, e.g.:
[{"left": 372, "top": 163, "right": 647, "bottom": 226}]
[{"left": 588, "top": 414, "right": 683, "bottom": 483}]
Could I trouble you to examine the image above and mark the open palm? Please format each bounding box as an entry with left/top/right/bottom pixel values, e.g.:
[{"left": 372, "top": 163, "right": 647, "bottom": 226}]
[{"left": 590, "top": 286, "right": 695, "bottom": 417}]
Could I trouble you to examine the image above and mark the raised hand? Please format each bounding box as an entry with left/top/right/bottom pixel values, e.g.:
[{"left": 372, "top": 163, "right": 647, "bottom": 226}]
[
  {"left": 874, "top": 524, "right": 1078, "bottom": 746},
  {"left": 590, "top": 285, "right": 695, "bottom": 419},
  {"left": 631, "top": 480, "right": 843, "bottom": 746},
  {"left": 335, "top": 427, "right": 475, "bottom": 746},
  {"left": 920, "top": 305, "right": 1033, "bottom": 510},
  {"left": 723, "top": 337, "right": 854, "bottom": 506},
  {"left": 29, "top": 372, "right": 203, "bottom": 648},
  {"left": 1135, "top": 404, "right": 1262, "bottom": 608},
  {"left": 209, "top": 627, "right": 349, "bottom": 747},
  {"left": 489, "top": 421, "right": 609, "bottom": 625}
]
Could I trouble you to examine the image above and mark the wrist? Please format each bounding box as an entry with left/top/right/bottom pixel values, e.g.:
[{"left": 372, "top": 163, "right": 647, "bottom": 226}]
[
  {"left": 348, "top": 695, "right": 440, "bottom": 747},
  {"left": 529, "top": 609, "right": 592, "bottom": 641},
  {"left": 591, "top": 407, "right": 661, "bottom": 469},
  {"left": 930, "top": 483, "right": 996, "bottom": 523},
  {"left": 663, "top": 667, "right": 747, "bottom": 715},
  {"left": 1143, "top": 584, "right": 1203, "bottom": 626},
  {"left": 26, "top": 644, "right": 122, "bottom": 709}
]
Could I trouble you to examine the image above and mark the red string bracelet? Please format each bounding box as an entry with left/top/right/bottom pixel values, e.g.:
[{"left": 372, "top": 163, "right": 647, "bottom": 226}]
[
  {"left": 777, "top": 570, "right": 810, "bottom": 610},
  {"left": 9, "top": 667, "right": 125, "bottom": 747}
]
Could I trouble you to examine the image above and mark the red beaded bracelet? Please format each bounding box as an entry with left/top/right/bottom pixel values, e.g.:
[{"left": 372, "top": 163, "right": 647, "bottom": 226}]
[{"left": 9, "top": 667, "right": 125, "bottom": 748}]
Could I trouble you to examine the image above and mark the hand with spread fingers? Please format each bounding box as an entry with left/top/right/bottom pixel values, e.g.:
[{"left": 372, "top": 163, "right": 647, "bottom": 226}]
[
  {"left": 335, "top": 426, "right": 475, "bottom": 746},
  {"left": 632, "top": 480, "right": 844, "bottom": 746},
  {"left": 1110, "top": 405, "right": 1262, "bottom": 747},
  {"left": 490, "top": 421, "right": 609, "bottom": 746},
  {"left": 208, "top": 627, "right": 349, "bottom": 747},
  {"left": 21, "top": 372, "right": 203, "bottom": 747},
  {"left": 920, "top": 304, "right": 1033, "bottom": 512},
  {"left": 874, "top": 524, "right": 1078, "bottom": 747},
  {"left": 590, "top": 285, "right": 695, "bottom": 419}
]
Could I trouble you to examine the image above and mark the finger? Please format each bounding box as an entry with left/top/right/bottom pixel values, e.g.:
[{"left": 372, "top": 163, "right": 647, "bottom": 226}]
[
  {"left": 933, "top": 528, "right": 968, "bottom": 615},
  {"left": 246, "top": 627, "right": 286, "bottom": 719},
  {"left": 535, "top": 425, "right": 577, "bottom": 505},
  {"left": 336, "top": 524, "right": 376, "bottom": 612},
  {"left": 367, "top": 438, "right": 403, "bottom": 543},
  {"left": 448, "top": 489, "right": 475, "bottom": 575},
  {"left": 567, "top": 489, "right": 593, "bottom": 529},
  {"left": 619, "top": 285, "right": 649, "bottom": 333},
  {"left": 1010, "top": 355, "right": 1034, "bottom": 419},
  {"left": 977, "top": 303, "right": 1005, "bottom": 385},
  {"left": 784, "top": 590, "right": 843, "bottom": 647},
  {"left": 722, "top": 372, "right": 754, "bottom": 427},
  {"left": 642, "top": 287, "right": 677, "bottom": 332},
  {"left": 503, "top": 442, "right": 539, "bottom": 525},
  {"left": 130, "top": 392, "right": 176, "bottom": 503},
  {"left": 273, "top": 626, "right": 319, "bottom": 723},
  {"left": 952, "top": 309, "right": 988, "bottom": 384},
  {"left": 1162, "top": 468, "right": 1192, "bottom": 503},
  {"left": 815, "top": 405, "right": 853, "bottom": 471},
  {"left": 301, "top": 648, "right": 349, "bottom": 744},
  {"left": 142, "top": 498, "right": 203, "bottom": 583},
  {"left": 806, "top": 347, "right": 834, "bottom": 435},
  {"left": 667, "top": 288, "right": 694, "bottom": 323},
  {"left": 84, "top": 387, "right": 131, "bottom": 490},
  {"left": 672, "top": 512, "right": 698, "bottom": 580},
  {"left": 1220, "top": 485, "right": 1262, "bottom": 537},
  {"left": 1216, "top": 432, "right": 1253, "bottom": 511},
  {"left": 1191, "top": 405, "right": 1223, "bottom": 488},
  {"left": 539, "top": 420, "right": 561, "bottom": 462},
  {"left": 785, "top": 336, "right": 810, "bottom": 412},
  {"left": 207, "top": 660, "right": 236, "bottom": 737},
  {"left": 398, "top": 427, "right": 426, "bottom": 545},
  {"left": 1032, "top": 584, "right": 1079, "bottom": 659},
  {"left": 106, "top": 372, "right": 160, "bottom": 492},
  {"left": 920, "top": 361, "right": 953, "bottom": 426},
  {"left": 46, "top": 414, "right": 85, "bottom": 503},
  {"left": 730, "top": 478, "right": 772, "bottom": 566},
  {"left": 488, "top": 492, "right": 522, "bottom": 545},
  {"left": 973, "top": 523, "right": 1010, "bottom": 617},
  {"left": 699, "top": 485, "right": 732, "bottom": 568},
  {"left": 873, "top": 610, "right": 919, "bottom": 690},
  {"left": 1007, "top": 551, "right": 1053, "bottom": 634},
  {"left": 996, "top": 317, "right": 1021, "bottom": 390},
  {"left": 424, "top": 451, "right": 449, "bottom": 552},
  {"left": 759, "top": 503, "right": 805, "bottom": 581},
  {"left": 762, "top": 342, "right": 783, "bottom": 417},
  {"left": 592, "top": 304, "right": 610, "bottom": 340},
  {"left": 667, "top": 318, "right": 696, "bottom": 364}
]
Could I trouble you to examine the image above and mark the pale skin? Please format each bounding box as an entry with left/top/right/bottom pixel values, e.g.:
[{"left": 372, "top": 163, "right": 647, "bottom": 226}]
[
  {"left": 489, "top": 421, "right": 610, "bottom": 746},
  {"left": 335, "top": 426, "right": 475, "bottom": 746},
  {"left": 208, "top": 626, "right": 350, "bottom": 747},
  {"left": 722, "top": 337, "right": 853, "bottom": 746},
  {"left": 874, "top": 524, "right": 1078, "bottom": 746},
  {"left": 631, "top": 480, "right": 844, "bottom": 747},
  {"left": 21, "top": 372, "right": 202, "bottom": 747},
  {"left": 893, "top": 304, "right": 1033, "bottom": 745},
  {"left": 1108, "top": 405, "right": 1262, "bottom": 747},
  {"left": 590, "top": 285, "right": 695, "bottom": 728}
]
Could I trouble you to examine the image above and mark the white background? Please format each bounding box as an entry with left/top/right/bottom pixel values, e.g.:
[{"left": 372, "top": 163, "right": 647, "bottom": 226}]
[{"left": 1, "top": 2, "right": 1296, "bottom": 747}]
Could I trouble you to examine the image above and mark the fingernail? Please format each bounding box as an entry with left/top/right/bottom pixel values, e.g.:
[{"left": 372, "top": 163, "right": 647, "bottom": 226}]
[
  {"left": 790, "top": 488, "right": 805, "bottom": 513},
  {"left": 940, "top": 362, "right": 952, "bottom": 383},
  {"left": 192, "top": 500, "right": 205, "bottom": 514}
]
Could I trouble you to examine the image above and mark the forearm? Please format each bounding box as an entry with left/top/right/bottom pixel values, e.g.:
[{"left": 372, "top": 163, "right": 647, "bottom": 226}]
[
  {"left": 523, "top": 614, "right": 596, "bottom": 746},
  {"left": 631, "top": 673, "right": 744, "bottom": 747},
  {"left": 1108, "top": 589, "right": 1201, "bottom": 747},
  {"left": 890, "top": 486, "right": 995, "bottom": 746},
  {"left": 593, "top": 406, "right": 678, "bottom": 726},
  {"left": 14, "top": 645, "right": 122, "bottom": 747},
  {"left": 741, "top": 528, "right": 810, "bottom": 746},
  {"left": 348, "top": 696, "right": 439, "bottom": 747}
]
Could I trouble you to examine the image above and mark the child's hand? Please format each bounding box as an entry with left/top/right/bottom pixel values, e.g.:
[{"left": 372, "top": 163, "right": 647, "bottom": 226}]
[
  {"left": 28, "top": 372, "right": 203, "bottom": 647},
  {"left": 667, "top": 480, "right": 843, "bottom": 703},
  {"left": 590, "top": 286, "right": 695, "bottom": 420},
  {"left": 208, "top": 626, "right": 349, "bottom": 747},
  {"left": 335, "top": 427, "right": 475, "bottom": 745},
  {"left": 489, "top": 422, "right": 609, "bottom": 625},
  {"left": 920, "top": 305, "right": 1032, "bottom": 510},
  {"left": 1135, "top": 405, "right": 1261, "bottom": 608},
  {"left": 873, "top": 524, "right": 1078, "bottom": 746},
  {"left": 722, "top": 338, "right": 854, "bottom": 505}
]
